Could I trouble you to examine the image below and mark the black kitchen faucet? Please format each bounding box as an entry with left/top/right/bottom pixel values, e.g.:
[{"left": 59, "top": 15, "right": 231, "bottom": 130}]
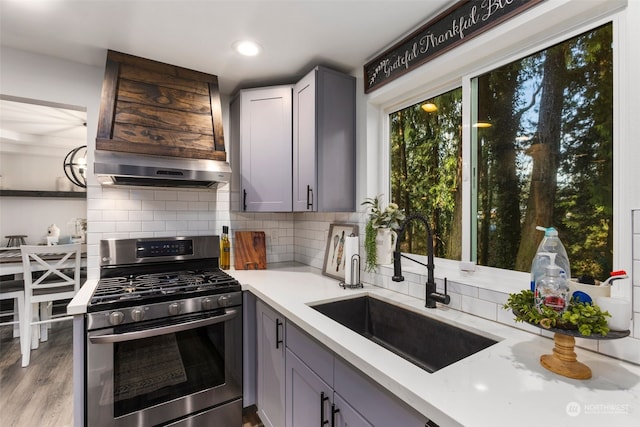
[{"left": 392, "top": 213, "right": 451, "bottom": 308}]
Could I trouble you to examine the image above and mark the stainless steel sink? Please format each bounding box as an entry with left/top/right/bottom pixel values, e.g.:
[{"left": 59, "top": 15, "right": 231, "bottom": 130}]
[{"left": 312, "top": 296, "right": 498, "bottom": 373}]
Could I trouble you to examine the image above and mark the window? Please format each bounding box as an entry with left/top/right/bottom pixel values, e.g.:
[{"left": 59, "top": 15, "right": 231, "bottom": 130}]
[
  {"left": 390, "top": 88, "right": 462, "bottom": 260},
  {"left": 389, "top": 23, "right": 613, "bottom": 279}
]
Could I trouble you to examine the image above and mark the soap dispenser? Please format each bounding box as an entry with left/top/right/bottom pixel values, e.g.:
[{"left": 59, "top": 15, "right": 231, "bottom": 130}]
[{"left": 535, "top": 253, "right": 570, "bottom": 313}]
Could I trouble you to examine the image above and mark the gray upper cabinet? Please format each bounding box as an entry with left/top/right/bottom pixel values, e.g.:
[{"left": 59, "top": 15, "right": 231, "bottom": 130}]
[
  {"left": 231, "top": 67, "right": 355, "bottom": 213},
  {"left": 293, "top": 66, "right": 356, "bottom": 212},
  {"left": 231, "top": 86, "right": 293, "bottom": 212}
]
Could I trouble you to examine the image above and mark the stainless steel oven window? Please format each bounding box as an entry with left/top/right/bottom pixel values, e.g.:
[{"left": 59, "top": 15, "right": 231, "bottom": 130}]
[{"left": 86, "top": 308, "right": 242, "bottom": 426}]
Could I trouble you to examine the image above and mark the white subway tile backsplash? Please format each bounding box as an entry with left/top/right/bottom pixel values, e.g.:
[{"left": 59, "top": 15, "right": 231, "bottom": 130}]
[
  {"left": 89, "top": 198, "right": 116, "bottom": 210},
  {"left": 142, "top": 221, "right": 166, "bottom": 232},
  {"left": 154, "top": 190, "right": 178, "bottom": 201},
  {"left": 165, "top": 201, "right": 190, "bottom": 211},
  {"left": 115, "top": 199, "right": 141, "bottom": 211},
  {"left": 101, "top": 187, "right": 131, "bottom": 200},
  {"left": 129, "top": 211, "right": 154, "bottom": 221},
  {"left": 129, "top": 189, "right": 155, "bottom": 200},
  {"left": 141, "top": 200, "right": 166, "bottom": 211},
  {"left": 461, "top": 295, "right": 497, "bottom": 321},
  {"left": 154, "top": 211, "right": 177, "bottom": 221},
  {"left": 165, "top": 221, "right": 189, "bottom": 231},
  {"left": 188, "top": 201, "right": 209, "bottom": 211},
  {"left": 102, "top": 210, "right": 129, "bottom": 221},
  {"left": 116, "top": 221, "right": 142, "bottom": 232},
  {"left": 90, "top": 221, "right": 117, "bottom": 233},
  {"left": 177, "top": 191, "right": 200, "bottom": 202},
  {"left": 188, "top": 220, "right": 209, "bottom": 230},
  {"left": 197, "top": 211, "right": 217, "bottom": 221}
]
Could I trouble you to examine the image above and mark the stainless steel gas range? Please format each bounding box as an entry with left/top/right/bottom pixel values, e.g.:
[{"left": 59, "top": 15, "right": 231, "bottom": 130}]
[{"left": 85, "top": 236, "right": 242, "bottom": 427}]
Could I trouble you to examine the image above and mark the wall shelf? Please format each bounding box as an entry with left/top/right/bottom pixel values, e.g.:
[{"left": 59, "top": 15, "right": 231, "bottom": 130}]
[{"left": 0, "top": 190, "right": 86, "bottom": 198}]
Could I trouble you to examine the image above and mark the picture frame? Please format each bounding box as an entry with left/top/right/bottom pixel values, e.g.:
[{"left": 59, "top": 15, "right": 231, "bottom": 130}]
[{"left": 322, "top": 223, "right": 359, "bottom": 280}]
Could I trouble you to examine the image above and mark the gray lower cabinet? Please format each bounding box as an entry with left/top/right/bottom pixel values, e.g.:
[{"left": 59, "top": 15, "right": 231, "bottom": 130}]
[
  {"left": 285, "top": 320, "right": 427, "bottom": 427},
  {"left": 256, "top": 300, "right": 286, "bottom": 427}
]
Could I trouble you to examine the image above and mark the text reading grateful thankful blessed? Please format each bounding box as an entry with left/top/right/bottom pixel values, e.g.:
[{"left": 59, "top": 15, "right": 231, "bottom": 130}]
[{"left": 363, "top": 0, "right": 543, "bottom": 93}]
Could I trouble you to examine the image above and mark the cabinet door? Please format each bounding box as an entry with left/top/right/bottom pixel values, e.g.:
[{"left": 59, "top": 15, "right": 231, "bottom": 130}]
[
  {"left": 240, "top": 86, "right": 293, "bottom": 212},
  {"left": 333, "top": 393, "right": 373, "bottom": 427},
  {"left": 285, "top": 349, "right": 334, "bottom": 427},
  {"left": 334, "top": 358, "right": 428, "bottom": 427},
  {"left": 315, "top": 67, "right": 356, "bottom": 212},
  {"left": 256, "top": 300, "right": 286, "bottom": 427},
  {"left": 292, "top": 71, "right": 317, "bottom": 212}
]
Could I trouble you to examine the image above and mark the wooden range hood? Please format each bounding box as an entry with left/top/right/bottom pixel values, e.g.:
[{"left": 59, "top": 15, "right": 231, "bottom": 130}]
[{"left": 94, "top": 50, "right": 231, "bottom": 188}]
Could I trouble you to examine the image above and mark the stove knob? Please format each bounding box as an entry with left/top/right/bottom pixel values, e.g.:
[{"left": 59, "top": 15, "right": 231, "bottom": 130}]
[
  {"left": 109, "top": 311, "right": 124, "bottom": 326},
  {"left": 168, "top": 302, "right": 181, "bottom": 316},
  {"left": 202, "top": 297, "right": 214, "bottom": 311},
  {"left": 131, "top": 307, "right": 145, "bottom": 322},
  {"left": 217, "top": 295, "right": 230, "bottom": 307}
]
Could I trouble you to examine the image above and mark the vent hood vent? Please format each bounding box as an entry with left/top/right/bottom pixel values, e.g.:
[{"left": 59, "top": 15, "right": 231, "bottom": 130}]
[
  {"left": 94, "top": 50, "right": 230, "bottom": 189},
  {"left": 94, "top": 150, "right": 231, "bottom": 188}
]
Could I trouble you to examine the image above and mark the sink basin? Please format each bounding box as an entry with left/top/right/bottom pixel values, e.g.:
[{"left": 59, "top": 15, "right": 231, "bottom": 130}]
[{"left": 312, "top": 296, "right": 498, "bottom": 373}]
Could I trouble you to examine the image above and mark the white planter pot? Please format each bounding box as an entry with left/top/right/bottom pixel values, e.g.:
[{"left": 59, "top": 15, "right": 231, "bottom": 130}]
[{"left": 375, "top": 228, "right": 397, "bottom": 265}]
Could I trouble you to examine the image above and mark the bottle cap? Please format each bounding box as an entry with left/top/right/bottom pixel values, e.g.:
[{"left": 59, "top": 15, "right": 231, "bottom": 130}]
[{"left": 222, "top": 225, "right": 229, "bottom": 233}]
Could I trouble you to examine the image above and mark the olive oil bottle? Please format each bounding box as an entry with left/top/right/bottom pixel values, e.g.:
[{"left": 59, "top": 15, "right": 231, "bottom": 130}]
[{"left": 220, "top": 225, "right": 231, "bottom": 269}]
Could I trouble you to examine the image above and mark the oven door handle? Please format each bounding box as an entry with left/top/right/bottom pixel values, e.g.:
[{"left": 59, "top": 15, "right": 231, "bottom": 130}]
[{"left": 89, "top": 309, "right": 238, "bottom": 344}]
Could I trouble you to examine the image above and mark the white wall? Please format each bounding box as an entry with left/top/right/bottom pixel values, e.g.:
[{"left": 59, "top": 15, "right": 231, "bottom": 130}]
[{"left": 0, "top": 197, "right": 86, "bottom": 245}]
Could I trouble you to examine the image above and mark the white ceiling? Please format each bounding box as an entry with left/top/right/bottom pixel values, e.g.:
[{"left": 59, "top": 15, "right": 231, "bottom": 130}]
[{"left": 0, "top": 0, "right": 454, "bottom": 96}]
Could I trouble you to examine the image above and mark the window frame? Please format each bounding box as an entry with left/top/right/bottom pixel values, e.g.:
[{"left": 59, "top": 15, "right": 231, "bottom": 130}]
[{"left": 372, "top": 6, "right": 626, "bottom": 297}]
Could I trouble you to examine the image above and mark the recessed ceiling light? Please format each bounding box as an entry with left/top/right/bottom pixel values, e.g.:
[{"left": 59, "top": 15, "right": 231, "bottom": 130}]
[{"left": 233, "top": 40, "right": 261, "bottom": 57}]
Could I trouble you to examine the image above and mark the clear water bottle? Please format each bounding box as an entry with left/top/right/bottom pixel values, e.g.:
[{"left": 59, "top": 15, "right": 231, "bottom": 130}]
[{"left": 529, "top": 226, "right": 571, "bottom": 291}]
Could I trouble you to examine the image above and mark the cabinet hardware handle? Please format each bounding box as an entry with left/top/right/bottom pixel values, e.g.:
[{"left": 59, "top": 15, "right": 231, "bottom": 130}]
[
  {"left": 243, "top": 189, "right": 247, "bottom": 211},
  {"left": 331, "top": 404, "right": 340, "bottom": 427},
  {"left": 320, "top": 392, "right": 329, "bottom": 426},
  {"left": 276, "top": 318, "right": 283, "bottom": 349},
  {"left": 306, "top": 185, "right": 314, "bottom": 210}
]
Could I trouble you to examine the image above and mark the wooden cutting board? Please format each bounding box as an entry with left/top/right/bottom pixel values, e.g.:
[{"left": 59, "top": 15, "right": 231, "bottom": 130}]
[{"left": 234, "top": 231, "right": 267, "bottom": 270}]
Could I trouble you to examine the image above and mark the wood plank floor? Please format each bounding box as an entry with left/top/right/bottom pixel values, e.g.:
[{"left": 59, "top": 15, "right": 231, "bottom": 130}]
[
  {"left": 0, "top": 322, "right": 74, "bottom": 427},
  {"left": 0, "top": 322, "right": 263, "bottom": 427}
]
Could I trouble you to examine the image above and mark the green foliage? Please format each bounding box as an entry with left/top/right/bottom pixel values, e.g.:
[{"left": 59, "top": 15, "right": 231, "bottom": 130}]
[
  {"left": 503, "top": 290, "right": 610, "bottom": 336},
  {"left": 364, "top": 221, "right": 377, "bottom": 273}
]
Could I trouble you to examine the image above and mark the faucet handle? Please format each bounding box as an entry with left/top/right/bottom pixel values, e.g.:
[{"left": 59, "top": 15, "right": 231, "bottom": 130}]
[{"left": 392, "top": 250, "right": 404, "bottom": 282}]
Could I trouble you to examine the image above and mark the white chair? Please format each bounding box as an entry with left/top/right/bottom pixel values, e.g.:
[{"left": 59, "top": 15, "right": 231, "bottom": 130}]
[
  {"left": 21, "top": 243, "right": 82, "bottom": 367},
  {"left": 0, "top": 277, "right": 26, "bottom": 357}
]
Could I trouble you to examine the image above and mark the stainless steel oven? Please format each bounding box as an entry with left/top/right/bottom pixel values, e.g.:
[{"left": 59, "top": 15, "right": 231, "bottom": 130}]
[{"left": 85, "top": 236, "right": 242, "bottom": 426}]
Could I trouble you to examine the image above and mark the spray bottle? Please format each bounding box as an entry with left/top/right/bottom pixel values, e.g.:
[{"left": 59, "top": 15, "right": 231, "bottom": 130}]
[{"left": 529, "top": 226, "right": 571, "bottom": 291}]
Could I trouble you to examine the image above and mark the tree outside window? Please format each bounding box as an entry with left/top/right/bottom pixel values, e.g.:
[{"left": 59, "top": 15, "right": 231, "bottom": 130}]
[
  {"left": 389, "top": 22, "right": 613, "bottom": 280},
  {"left": 473, "top": 23, "right": 613, "bottom": 278}
]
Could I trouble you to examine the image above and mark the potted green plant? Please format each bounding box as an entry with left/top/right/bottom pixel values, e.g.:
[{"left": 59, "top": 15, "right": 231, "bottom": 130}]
[{"left": 361, "top": 195, "right": 406, "bottom": 272}]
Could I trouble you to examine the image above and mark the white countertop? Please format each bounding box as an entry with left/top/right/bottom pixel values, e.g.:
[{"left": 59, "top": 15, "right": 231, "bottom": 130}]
[
  {"left": 232, "top": 263, "right": 640, "bottom": 427},
  {"left": 68, "top": 263, "right": 640, "bottom": 426}
]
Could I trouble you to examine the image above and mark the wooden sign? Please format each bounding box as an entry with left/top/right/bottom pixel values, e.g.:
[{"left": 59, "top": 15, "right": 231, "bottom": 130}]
[{"left": 363, "top": 0, "right": 544, "bottom": 93}]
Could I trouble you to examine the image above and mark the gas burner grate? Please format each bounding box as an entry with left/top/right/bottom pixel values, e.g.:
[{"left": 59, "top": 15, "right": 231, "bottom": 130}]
[{"left": 91, "top": 269, "right": 241, "bottom": 306}]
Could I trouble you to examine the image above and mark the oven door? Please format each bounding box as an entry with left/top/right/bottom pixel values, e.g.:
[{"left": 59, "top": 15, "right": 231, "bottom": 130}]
[{"left": 86, "top": 307, "right": 242, "bottom": 427}]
